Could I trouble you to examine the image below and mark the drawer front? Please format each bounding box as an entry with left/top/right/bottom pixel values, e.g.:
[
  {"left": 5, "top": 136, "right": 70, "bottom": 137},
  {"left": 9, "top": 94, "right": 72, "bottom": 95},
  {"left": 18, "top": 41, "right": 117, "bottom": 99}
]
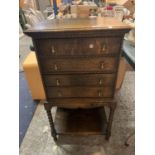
[
  {"left": 48, "top": 98, "right": 113, "bottom": 108},
  {"left": 40, "top": 57, "right": 118, "bottom": 73},
  {"left": 46, "top": 87, "right": 113, "bottom": 98},
  {"left": 43, "top": 74, "right": 115, "bottom": 87},
  {"left": 37, "top": 37, "right": 121, "bottom": 57}
]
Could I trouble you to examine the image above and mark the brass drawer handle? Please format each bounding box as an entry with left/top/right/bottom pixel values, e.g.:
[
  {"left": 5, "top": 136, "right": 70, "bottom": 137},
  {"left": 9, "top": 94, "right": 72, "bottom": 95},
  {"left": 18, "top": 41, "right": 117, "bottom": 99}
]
[
  {"left": 58, "top": 91, "right": 62, "bottom": 97},
  {"left": 100, "top": 62, "right": 105, "bottom": 69},
  {"left": 99, "top": 79, "right": 103, "bottom": 85},
  {"left": 51, "top": 46, "right": 56, "bottom": 54},
  {"left": 101, "top": 43, "right": 107, "bottom": 52},
  {"left": 98, "top": 90, "right": 102, "bottom": 97},
  {"left": 54, "top": 64, "right": 58, "bottom": 71},
  {"left": 89, "top": 43, "right": 94, "bottom": 49},
  {"left": 56, "top": 79, "right": 60, "bottom": 86}
]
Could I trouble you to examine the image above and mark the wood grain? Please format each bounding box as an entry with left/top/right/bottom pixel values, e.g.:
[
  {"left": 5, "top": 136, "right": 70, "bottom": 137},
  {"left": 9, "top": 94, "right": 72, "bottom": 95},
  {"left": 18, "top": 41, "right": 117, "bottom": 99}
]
[
  {"left": 40, "top": 57, "right": 118, "bottom": 73},
  {"left": 46, "top": 86, "right": 113, "bottom": 98},
  {"left": 43, "top": 74, "right": 115, "bottom": 87},
  {"left": 37, "top": 37, "right": 122, "bottom": 57},
  {"left": 48, "top": 98, "right": 115, "bottom": 108},
  {"left": 25, "top": 17, "right": 131, "bottom": 32}
]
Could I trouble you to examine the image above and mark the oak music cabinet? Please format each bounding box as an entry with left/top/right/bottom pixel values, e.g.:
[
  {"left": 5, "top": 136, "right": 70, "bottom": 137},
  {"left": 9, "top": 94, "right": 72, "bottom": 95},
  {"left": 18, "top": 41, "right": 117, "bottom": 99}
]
[{"left": 24, "top": 17, "right": 130, "bottom": 141}]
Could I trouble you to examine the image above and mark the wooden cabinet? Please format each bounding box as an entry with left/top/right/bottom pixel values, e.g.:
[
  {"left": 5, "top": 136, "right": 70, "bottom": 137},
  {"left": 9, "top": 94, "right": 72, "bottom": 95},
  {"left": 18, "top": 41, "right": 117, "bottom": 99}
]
[{"left": 24, "top": 17, "right": 130, "bottom": 141}]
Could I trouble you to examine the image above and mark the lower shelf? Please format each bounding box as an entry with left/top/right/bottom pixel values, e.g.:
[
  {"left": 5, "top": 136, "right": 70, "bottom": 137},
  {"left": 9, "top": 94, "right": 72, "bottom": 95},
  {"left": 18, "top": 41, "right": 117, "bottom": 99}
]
[{"left": 55, "top": 107, "right": 107, "bottom": 135}]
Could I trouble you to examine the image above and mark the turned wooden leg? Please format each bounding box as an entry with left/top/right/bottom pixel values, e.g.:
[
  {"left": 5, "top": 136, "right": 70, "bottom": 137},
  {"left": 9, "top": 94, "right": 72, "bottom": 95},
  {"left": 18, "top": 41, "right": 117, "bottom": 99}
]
[
  {"left": 106, "top": 102, "right": 117, "bottom": 140},
  {"left": 44, "top": 103, "right": 57, "bottom": 142}
]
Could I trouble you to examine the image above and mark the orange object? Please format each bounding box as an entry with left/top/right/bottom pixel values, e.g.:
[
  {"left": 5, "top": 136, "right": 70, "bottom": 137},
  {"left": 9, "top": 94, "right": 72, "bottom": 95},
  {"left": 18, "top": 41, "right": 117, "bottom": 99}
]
[
  {"left": 57, "top": 0, "right": 61, "bottom": 5},
  {"left": 23, "top": 52, "right": 46, "bottom": 100},
  {"left": 23, "top": 52, "right": 126, "bottom": 100},
  {"left": 50, "top": 0, "right": 61, "bottom": 6}
]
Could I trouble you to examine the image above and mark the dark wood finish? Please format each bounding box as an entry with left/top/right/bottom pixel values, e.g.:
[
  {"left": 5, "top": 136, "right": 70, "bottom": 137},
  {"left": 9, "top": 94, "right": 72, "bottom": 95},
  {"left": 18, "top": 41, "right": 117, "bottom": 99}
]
[
  {"left": 40, "top": 57, "right": 118, "bottom": 73},
  {"left": 24, "top": 17, "right": 131, "bottom": 141},
  {"left": 48, "top": 98, "right": 115, "bottom": 108},
  {"left": 36, "top": 37, "right": 122, "bottom": 57},
  {"left": 55, "top": 107, "right": 107, "bottom": 135},
  {"left": 24, "top": 17, "right": 131, "bottom": 39},
  {"left": 106, "top": 101, "right": 117, "bottom": 140},
  {"left": 43, "top": 74, "right": 115, "bottom": 87},
  {"left": 46, "top": 86, "right": 113, "bottom": 98},
  {"left": 44, "top": 103, "right": 57, "bottom": 141}
]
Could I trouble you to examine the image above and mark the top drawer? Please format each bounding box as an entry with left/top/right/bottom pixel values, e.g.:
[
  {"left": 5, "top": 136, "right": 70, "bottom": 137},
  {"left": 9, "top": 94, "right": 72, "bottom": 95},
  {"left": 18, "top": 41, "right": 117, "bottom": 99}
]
[{"left": 36, "top": 37, "right": 122, "bottom": 57}]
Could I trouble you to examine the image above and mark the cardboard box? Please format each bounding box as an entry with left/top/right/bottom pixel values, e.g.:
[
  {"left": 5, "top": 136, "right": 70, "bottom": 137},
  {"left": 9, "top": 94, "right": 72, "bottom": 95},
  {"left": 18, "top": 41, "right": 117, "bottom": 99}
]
[
  {"left": 23, "top": 52, "right": 46, "bottom": 100},
  {"left": 71, "top": 5, "right": 97, "bottom": 18}
]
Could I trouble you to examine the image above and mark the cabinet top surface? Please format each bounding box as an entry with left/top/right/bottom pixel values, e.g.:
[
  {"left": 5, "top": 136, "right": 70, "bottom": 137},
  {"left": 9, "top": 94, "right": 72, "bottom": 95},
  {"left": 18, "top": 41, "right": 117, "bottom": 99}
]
[{"left": 25, "top": 17, "right": 131, "bottom": 33}]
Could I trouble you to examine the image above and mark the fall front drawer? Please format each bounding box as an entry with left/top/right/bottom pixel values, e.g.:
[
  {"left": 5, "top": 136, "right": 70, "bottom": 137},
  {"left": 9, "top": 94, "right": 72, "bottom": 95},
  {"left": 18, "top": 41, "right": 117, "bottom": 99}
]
[
  {"left": 46, "top": 87, "right": 113, "bottom": 98},
  {"left": 36, "top": 37, "right": 122, "bottom": 57},
  {"left": 40, "top": 57, "right": 118, "bottom": 73},
  {"left": 43, "top": 74, "right": 115, "bottom": 87}
]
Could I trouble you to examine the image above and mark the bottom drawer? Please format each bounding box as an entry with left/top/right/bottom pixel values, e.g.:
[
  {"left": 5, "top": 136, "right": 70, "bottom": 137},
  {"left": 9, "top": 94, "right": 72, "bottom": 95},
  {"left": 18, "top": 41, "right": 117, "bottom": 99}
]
[
  {"left": 46, "top": 87, "right": 113, "bottom": 98},
  {"left": 47, "top": 98, "right": 114, "bottom": 108}
]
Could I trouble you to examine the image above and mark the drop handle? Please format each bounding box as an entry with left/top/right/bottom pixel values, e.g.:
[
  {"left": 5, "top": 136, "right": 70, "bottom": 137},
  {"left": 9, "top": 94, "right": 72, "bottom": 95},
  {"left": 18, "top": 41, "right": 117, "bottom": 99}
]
[
  {"left": 51, "top": 46, "right": 56, "bottom": 54},
  {"left": 54, "top": 64, "right": 58, "bottom": 71},
  {"left": 99, "top": 79, "right": 103, "bottom": 85},
  {"left": 101, "top": 43, "right": 107, "bottom": 52},
  {"left": 56, "top": 79, "right": 60, "bottom": 86},
  {"left": 100, "top": 62, "right": 105, "bottom": 69},
  {"left": 98, "top": 90, "right": 102, "bottom": 97}
]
